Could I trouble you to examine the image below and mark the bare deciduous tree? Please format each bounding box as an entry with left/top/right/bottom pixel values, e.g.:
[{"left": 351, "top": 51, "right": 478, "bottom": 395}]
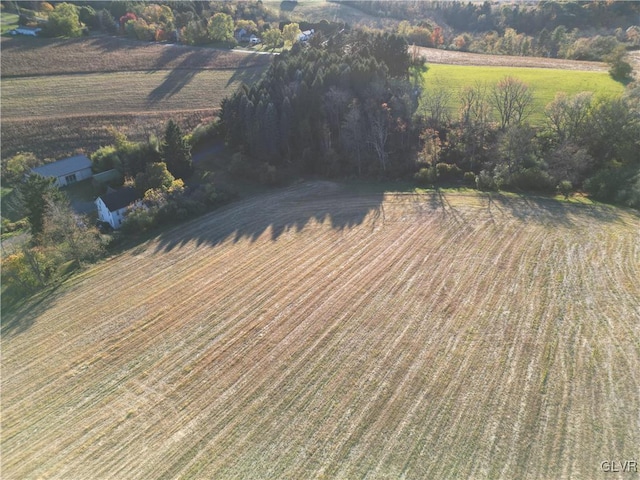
[
  {"left": 420, "top": 85, "right": 452, "bottom": 128},
  {"left": 491, "top": 76, "right": 533, "bottom": 130},
  {"left": 544, "top": 91, "right": 593, "bottom": 144},
  {"left": 341, "top": 104, "right": 366, "bottom": 176},
  {"left": 367, "top": 102, "right": 391, "bottom": 172}
]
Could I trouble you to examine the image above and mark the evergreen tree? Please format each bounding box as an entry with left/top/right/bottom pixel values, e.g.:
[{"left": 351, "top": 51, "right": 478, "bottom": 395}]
[
  {"left": 16, "top": 174, "right": 61, "bottom": 241},
  {"left": 161, "top": 120, "right": 193, "bottom": 180}
]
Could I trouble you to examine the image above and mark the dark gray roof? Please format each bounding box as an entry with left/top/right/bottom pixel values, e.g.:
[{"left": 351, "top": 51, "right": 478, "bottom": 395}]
[
  {"left": 32, "top": 155, "right": 91, "bottom": 178},
  {"left": 99, "top": 187, "right": 141, "bottom": 212}
]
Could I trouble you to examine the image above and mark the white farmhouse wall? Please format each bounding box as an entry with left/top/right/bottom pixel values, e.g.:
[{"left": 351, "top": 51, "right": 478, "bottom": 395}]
[{"left": 57, "top": 167, "right": 93, "bottom": 187}]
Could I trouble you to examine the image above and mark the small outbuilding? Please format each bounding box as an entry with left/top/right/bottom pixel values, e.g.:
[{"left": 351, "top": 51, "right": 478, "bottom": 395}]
[
  {"left": 31, "top": 155, "right": 93, "bottom": 187},
  {"left": 95, "top": 187, "right": 142, "bottom": 229}
]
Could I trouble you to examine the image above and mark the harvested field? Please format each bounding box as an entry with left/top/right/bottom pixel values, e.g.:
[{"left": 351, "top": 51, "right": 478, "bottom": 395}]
[
  {"left": 0, "top": 36, "right": 271, "bottom": 159},
  {"left": 0, "top": 36, "right": 271, "bottom": 77},
  {"left": 418, "top": 46, "right": 610, "bottom": 71},
  {"left": 2, "top": 183, "right": 639, "bottom": 479},
  {"left": 0, "top": 110, "right": 216, "bottom": 161}
]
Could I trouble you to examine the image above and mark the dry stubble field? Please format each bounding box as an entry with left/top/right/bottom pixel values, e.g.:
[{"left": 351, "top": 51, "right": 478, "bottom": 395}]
[
  {"left": 0, "top": 36, "right": 271, "bottom": 159},
  {"left": 2, "top": 182, "right": 639, "bottom": 479}
]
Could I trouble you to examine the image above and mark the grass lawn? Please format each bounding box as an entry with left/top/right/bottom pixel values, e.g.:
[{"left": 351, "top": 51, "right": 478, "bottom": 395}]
[
  {"left": 421, "top": 64, "right": 625, "bottom": 125},
  {"left": 0, "top": 12, "right": 18, "bottom": 35}
]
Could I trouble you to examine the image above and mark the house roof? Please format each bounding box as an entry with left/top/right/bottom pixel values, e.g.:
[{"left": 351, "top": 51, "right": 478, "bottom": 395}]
[
  {"left": 99, "top": 187, "right": 141, "bottom": 212},
  {"left": 32, "top": 155, "right": 91, "bottom": 178}
]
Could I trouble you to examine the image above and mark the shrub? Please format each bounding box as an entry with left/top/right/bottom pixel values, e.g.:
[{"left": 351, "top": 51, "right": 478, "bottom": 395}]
[
  {"left": 463, "top": 171, "right": 476, "bottom": 186},
  {"left": 414, "top": 166, "right": 437, "bottom": 185},
  {"left": 46, "top": 2, "right": 83, "bottom": 37},
  {"left": 258, "top": 163, "right": 279, "bottom": 185},
  {"left": 435, "top": 162, "right": 463, "bottom": 181},
  {"left": 121, "top": 206, "right": 156, "bottom": 233},
  {"left": 606, "top": 46, "right": 633, "bottom": 82},
  {"left": 2, "top": 152, "right": 40, "bottom": 184},
  {"left": 585, "top": 166, "right": 640, "bottom": 208},
  {"left": 90, "top": 145, "right": 121, "bottom": 173},
  {"left": 1, "top": 218, "right": 29, "bottom": 235},
  {"left": 187, "top": 121, "right": 219, "bottom": 150},
  {"left": 475, "top": 170, "right": 499, "bottom": 191},
  {"left": 557, "top": 180, "right": 573, "bottom": 199},
  {"left": 228, "top": 152, "right": 251, "bottom": 178},
  {"left": 506, "top": 168, "right": 556, "bottom": 193}
]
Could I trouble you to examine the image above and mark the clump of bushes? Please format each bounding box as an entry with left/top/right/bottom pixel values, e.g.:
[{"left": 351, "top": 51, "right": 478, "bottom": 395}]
[
  {"left": 414, "top": 166, "right": 437, "bottom": 185},
  {"left": 463, "top": 171, "right": 476, "bottom": 185},
  {"left": 475, "top": 170, "right": 499, "bottom": 191},
  {"left": 435, "top": 162, "right": 463, "bottom": 181},
  {"left": 121, "top": 183, "right": 233, "bottom": 234}
]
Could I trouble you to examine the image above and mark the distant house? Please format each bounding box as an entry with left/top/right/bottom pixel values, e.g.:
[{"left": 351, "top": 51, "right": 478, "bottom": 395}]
[
  {"left": 10, "top": 26, "right": 41, "bottom": 36},
  {"left": 95, "top": 187, "right": 142, "bottom": 229},
  {"left": 234, "top": 28, "right": 247, "bottom": 41},
  {"left": 298, "top": 29, "right": 314, "bottom": 42},
  {"left": 31, "top": 155, "right": 92, "bottom": 187}
]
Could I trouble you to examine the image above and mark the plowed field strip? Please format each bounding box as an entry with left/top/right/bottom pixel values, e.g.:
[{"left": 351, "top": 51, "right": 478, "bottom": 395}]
[{"left": 2, "top": 184, "right": 639, "bottom": 480}]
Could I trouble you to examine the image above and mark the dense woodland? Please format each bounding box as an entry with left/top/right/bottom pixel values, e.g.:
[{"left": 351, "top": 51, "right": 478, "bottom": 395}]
[
  {"left": 216, "top": 28, "right": 639, "bottom": 208},
  {"left": 341, "top": 1, "right": 640, "bottom": 60},
  {"left": 8, "top": 1, "right": 640, "bottom": 58}
]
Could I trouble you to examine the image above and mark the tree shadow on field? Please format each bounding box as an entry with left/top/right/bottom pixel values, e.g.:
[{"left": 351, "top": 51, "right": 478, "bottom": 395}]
[
  {"left": 152, "top": 181, "right": 385, "bottom": 253},
  {"left": 427, "top": 189, "right": 466, "bottom": 224},
  {"left": 490, "top": 193, "right": 624, "bottom": 226},
  {"left": 225, "top": 59, "right": 268, "bottom": 87},
  {"left": 1, "top": 283, "right": 66, "bottom": 338},
  {"left": 146, "top": 49, "right": 223, "bottom": 105}
]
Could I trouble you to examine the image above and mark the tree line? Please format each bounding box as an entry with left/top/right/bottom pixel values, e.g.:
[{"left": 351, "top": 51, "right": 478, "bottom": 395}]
[
  {"left": 218, "top": 28, "right": 639, "bottom": 207},
  {"left": 219, "top": 31, "right": 417, "bottom": 179},
  {"left": 340, "top": 1, "right": 639, "bottom": 63}
]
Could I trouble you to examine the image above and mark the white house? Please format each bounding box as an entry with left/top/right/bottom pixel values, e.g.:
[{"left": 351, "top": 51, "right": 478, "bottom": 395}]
[
  {"left": 31, "top": 155, "right": 93, "bottom": 187},
  {"left": 95, "top": 187, "right": 142, "bottom": 229},
  {"left": 298, "top": 29, "right": 314, "bottom": 42},
  {"left": 234, "top": 28, "right": 247, "bottom": 41}
]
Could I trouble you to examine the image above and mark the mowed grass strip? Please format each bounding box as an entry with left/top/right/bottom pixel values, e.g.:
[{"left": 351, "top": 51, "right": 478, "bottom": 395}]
[
  {"left": 422, "top": 64, "right": 625, "bottom": 124},
  {"left": 2, "top": 183, "right": 639, "bottom": 479}
]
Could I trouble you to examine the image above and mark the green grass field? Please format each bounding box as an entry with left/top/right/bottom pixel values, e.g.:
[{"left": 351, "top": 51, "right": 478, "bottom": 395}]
[
  {"left": 421, "top": 64, "right": 625, "bottom": 124},
  {"left": 0, "top": 12, "right": 18, "bottom": 34}
]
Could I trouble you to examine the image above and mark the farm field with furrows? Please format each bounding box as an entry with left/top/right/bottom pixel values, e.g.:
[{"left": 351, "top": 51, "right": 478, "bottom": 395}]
[
  {"left": 421, "top": 64, "right": 625, "bottom": 125},
  {"left": 0, "top": 36, "right": 270, "bottom": 159},
  {"left": 2, "top": 182, "right": 639, "bottom": 479}
]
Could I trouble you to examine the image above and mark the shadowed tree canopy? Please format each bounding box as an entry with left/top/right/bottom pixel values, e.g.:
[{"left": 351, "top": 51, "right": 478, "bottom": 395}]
[
  {"left": 161, "top": 120, "right": 192, "bottom": 180},
  {"left": 219, "top": 30, "right": 416, "bottom": 177},
  {"left": 16, "top": 174, "right": 62, "bottom": 241}
]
